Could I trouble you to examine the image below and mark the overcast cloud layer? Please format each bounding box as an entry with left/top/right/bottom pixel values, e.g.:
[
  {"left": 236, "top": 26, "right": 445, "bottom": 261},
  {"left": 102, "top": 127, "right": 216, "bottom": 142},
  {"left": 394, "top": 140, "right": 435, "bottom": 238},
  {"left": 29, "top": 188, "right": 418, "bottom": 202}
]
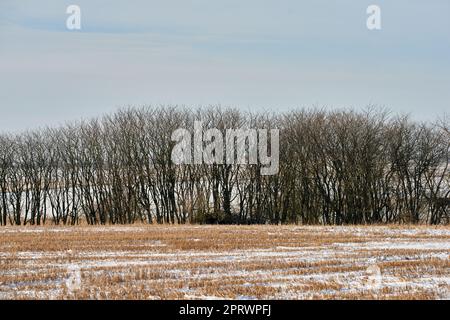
[{"left": 0, "top": 0, "right": 449, "bottom": 131}]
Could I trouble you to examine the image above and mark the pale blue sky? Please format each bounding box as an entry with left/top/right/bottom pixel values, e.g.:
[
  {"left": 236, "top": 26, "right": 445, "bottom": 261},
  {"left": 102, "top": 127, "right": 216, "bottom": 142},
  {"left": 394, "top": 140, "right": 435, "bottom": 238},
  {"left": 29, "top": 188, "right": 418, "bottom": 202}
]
[{"left": 0, "top": 0, "right": 449, "bottom": 131}]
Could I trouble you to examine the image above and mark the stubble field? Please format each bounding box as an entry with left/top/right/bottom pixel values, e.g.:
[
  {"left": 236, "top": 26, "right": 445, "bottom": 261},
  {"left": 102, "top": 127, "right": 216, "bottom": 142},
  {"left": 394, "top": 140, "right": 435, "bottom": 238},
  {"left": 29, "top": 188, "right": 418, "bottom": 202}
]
[{"left": 0, "top": 225, "right": 449, "bottom": 300}]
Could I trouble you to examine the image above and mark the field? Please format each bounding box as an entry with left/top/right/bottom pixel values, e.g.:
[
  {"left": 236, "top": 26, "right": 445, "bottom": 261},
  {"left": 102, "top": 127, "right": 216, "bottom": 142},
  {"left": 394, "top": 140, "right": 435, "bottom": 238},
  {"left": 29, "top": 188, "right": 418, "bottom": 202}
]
[{"left": 0, "top": 225, "right": 449, "bottom": 300}]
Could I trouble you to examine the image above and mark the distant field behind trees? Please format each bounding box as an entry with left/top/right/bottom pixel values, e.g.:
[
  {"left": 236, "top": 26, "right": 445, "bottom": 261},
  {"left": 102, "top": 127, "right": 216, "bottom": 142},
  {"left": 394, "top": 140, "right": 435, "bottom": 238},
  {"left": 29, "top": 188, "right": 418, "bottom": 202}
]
[{"left": 0, "top": 106, "right": 448, "bottom": 225}]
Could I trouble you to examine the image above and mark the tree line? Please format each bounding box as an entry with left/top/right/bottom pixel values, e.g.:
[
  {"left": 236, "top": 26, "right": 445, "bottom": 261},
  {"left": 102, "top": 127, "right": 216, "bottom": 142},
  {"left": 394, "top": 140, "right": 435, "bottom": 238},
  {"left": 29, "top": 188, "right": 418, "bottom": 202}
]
[{"left": 0, "top": 106, "right": 448, "bottom": 225}]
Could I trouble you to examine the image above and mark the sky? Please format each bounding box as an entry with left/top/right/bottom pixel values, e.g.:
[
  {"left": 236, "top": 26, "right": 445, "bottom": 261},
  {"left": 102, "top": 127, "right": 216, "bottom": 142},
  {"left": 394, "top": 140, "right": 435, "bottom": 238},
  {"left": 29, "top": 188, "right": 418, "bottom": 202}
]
[{"left": 0, "top": 0, "right": 449, "bottom": 132}]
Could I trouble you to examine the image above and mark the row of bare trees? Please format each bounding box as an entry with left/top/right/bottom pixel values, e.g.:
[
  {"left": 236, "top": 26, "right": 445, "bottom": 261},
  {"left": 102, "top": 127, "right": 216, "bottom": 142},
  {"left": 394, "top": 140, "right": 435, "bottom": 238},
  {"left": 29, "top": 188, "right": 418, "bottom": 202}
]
[{"left": 0, "top": 106, "right": 448, "bottom": 225}]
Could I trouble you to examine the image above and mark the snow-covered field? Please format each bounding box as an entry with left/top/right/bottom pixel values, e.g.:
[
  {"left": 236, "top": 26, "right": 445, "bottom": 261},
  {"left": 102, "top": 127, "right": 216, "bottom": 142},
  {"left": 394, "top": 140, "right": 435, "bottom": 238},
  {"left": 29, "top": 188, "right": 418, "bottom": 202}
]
[{"left": 0, "top": 225, "right": 448, "bottom": 299}]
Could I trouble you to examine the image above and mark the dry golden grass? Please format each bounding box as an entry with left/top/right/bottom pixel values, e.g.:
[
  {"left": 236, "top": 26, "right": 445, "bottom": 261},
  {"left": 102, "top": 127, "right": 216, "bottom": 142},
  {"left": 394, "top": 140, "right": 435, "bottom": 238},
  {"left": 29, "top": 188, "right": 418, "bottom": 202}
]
[{"left": 0, "top": 225, "right": 448, "bottom": 300}]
